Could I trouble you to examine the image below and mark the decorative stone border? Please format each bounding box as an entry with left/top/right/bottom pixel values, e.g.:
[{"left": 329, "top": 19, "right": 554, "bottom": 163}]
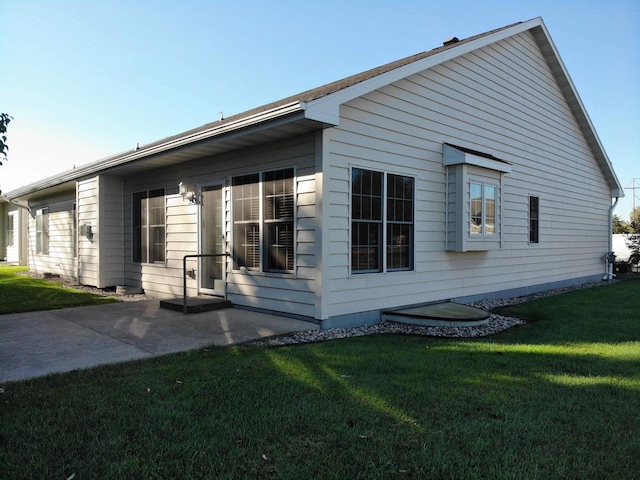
[{"left": 248, "top": 281, "right": 613, "bottom": 347}]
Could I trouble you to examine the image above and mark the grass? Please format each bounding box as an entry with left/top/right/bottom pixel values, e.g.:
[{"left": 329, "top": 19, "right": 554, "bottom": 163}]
[
  {"left": 0, "top": 265, "right": 117, "bottom": 314},
  {"left": 1, "top": 280, "right": 639, "bottom": 479}
]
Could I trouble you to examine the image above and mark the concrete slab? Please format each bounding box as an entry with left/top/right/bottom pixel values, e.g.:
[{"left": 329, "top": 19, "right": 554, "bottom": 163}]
[{"left": 0, "top": 301, "right": 318, "bottom": 383}]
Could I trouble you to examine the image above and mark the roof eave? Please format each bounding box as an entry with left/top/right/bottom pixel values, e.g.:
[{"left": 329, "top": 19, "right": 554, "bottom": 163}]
[
  {"left": 303, "top": 17, "right": 623, "bottom": 198},
  {"left": 5, "top": 17, "right": 623, "bottom": 202},
  {"left": 304, "top": 18, "right": 544, "bottom": 123},
  {"left": 5, "top": 101, "right": 310, "bottom": 200},
  {"left": 530, "top": 20, "right": 624, "bottom": 198}
]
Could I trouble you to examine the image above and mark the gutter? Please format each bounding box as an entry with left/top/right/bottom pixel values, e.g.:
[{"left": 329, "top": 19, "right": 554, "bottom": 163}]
[
  {"left": 4, "top": 101, "right": 306, "bottom": 200},
  {"left": 4, "top": 196, "right": 31, "bottom": 214}
]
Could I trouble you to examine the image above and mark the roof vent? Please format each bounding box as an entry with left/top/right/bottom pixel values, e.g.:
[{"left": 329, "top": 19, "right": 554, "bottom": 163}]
[{"left": 443, "top": 36, "right": 459, "bottom": 46}]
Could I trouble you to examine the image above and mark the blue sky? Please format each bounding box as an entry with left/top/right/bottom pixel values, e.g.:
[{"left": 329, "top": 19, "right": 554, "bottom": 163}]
[{"left": 1, "top": 0, "right": 638, "bottom": 219}]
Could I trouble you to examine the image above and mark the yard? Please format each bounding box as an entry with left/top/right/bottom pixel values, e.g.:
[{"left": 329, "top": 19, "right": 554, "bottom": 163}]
[
  {"left": 1, "top": 279, "right": 638, "bottom": 479},
  {"left": 0, "top": 266, "right": 117, "bottom": 314}
]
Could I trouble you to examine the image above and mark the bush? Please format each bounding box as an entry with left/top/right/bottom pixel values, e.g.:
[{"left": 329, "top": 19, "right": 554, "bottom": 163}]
[
  {"left": 626, "top": 218, "right": 640, "bottom": 265},
  {"left": 615, "top": 261, "right": 632, "bottom": 274}
]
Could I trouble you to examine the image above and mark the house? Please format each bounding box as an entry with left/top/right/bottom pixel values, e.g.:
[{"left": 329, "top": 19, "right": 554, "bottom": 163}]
[{"left": 1, "top": 17, "right": 623, "bottom": 328}]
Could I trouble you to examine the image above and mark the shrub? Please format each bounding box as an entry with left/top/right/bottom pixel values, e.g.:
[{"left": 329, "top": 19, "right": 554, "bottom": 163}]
[
  {"left": 615, "top": 261, "right": 631, "bottom": 274},
  {"left": 626, "top": 218, "right": 640, "bottom": 265}
]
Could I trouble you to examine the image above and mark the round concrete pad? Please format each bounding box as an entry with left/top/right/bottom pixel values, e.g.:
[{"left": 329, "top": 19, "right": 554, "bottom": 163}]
[{"left": 393, "top": 302, "right": 490, "bottom": 321}]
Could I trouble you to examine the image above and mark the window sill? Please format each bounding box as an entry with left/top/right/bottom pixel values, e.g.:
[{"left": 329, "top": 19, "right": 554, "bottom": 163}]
[{"left": 232, "top": 269, "right": 296, "bottom": 278}]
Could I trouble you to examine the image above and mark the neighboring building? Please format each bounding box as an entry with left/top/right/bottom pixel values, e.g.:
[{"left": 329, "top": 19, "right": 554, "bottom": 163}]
[
  {"left": 1, "top": 17, "right": 624, "bottom": 328},
  {"left": 613, "top": 234, "right": 633, "bottom": 263}
]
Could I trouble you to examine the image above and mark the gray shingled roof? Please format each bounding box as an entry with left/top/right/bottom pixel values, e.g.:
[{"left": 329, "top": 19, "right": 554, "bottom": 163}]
[
  {"left": 4, "top": 18, "right": 623, "bottom": 199},
  {"left": 145, "top": 21, "right": 522, "bottom": 149}
]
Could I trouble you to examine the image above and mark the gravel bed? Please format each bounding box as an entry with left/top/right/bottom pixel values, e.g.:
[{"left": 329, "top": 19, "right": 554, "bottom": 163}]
[
  {"left": 249, "top": 281, "right": 611, "bottom": 347},
  {"left": 16, "top": 270, "right": 154, "bottom": 302}
]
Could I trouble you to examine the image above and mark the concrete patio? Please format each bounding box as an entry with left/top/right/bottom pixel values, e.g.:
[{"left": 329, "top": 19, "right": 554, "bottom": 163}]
[{"left": 0, "top": 300, "right": 318, "bottom": 383}]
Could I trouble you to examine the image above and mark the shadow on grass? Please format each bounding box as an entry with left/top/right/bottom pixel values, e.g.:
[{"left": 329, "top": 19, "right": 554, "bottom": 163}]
[
  {"left": 491, "top": 279, "right": 640, "bottom": 345},
  {"left": 2, "top": 280, "right": 639, "bottom": 478},
  {"left": 3, "top": 332, "right": 639, "bottom": 479}
]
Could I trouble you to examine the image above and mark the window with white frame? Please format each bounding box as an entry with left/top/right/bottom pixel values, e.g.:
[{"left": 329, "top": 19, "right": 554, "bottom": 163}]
[
  {"left": 232, "top": 168, "right": 295, "bottom": 273},
  {"left": 6, "top": 213, "right": 14, "bottom": 248},
  {"left": 470, "top": 182, "right": 497, "bottom": 236},
  {"left": 133, "top": 189, "right": 165, "bottom": 263},
  {"left": 72, "top": 203, "right": 77, "bottom": 257},
  {"left": 351, "top": 167, "right": 414, "bottom": 274},
  {"left": 36, "top": 208, "right": 49, "bottom": 255},
  {"left": 443, "top": 144, "right": 510, "bottom": 252},
  {"left": 264, "top": 169, "right": 295, "bottom": 271}
]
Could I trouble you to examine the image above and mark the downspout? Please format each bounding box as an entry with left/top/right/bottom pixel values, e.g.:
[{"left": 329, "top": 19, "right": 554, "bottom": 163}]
[{"left": 604, "top": 196, "right": 619, "bottom": 281}]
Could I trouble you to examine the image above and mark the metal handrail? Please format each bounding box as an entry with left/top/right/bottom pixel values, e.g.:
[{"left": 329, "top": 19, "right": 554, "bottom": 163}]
[{"left": 182, "top": 253, "right": 229, "bottom": 315}]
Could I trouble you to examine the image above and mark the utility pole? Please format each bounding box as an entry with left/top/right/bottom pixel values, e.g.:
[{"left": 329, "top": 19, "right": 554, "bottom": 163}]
[{"left": 628, "top": 178, "right": 640, "bottom": 221}]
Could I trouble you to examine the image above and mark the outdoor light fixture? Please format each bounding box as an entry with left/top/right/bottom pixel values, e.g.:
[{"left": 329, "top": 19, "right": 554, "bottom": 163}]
[
  {"left": 80, "top": 224, "right": 93, "bottom": 242},
  {"left": 179, "top": 182, "right": 198, "bottom": 204}
]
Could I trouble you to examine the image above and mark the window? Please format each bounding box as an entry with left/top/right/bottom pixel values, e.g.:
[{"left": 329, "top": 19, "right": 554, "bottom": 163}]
[
  {"left": 443, "top": 144, "right": 509, "bottom": 252},
  {"left": 232, "top": 174, "right": 260, "bottom": 270},
  {"left": 387, "top": 174, "right": 414, "bottom": 270},
  {"left": 133, "top": 189, "right": 165, "bottom": 263},
  {"left": 36, "top": 208, "right": 49, "bottom": 255},
  {"left": 232, "top": 168, "right": 295, "bottom": 273},
  {"left": 72, "top": 203, "right": 77, "bottom": 257},
  {"left": 470, "top": 182, "right": 497, "bottom": 236},
  {"left": 264, "top": 169, "right": 294, "bottom": 271},
  {"left": 6, "top": 214, "right": 14, "bottom": 248},
  {"left": 529, "top": 196, "right": 539, "bottom": 244},
  {"left": 351, "top": 167, "right": 414, "bottom": 274},
  {"left": 352, "top": 169, "right": 383, "bottom": 272}
]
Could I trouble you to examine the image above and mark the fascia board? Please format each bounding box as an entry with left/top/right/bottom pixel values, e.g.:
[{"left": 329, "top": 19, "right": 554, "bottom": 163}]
[
  {"left": 458, "top": 154, "right": 512, "bottom": 173},
  {"left": 6, "top": 102, "right": 305, "bottom": 200},
  {"left": 303, "top": 18, "right": 544, "bottom": 125},
  {"left": 532, "top": 20, "right": 624, "bottom": 197}
]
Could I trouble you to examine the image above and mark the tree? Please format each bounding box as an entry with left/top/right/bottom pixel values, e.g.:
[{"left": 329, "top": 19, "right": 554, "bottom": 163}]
[
  {"left": 0, "top": 113, "right": 12, "bottom": 166},
  {"left": 631, "top": 207, "right": 640, "bottom": 223},
  {"left": 626, "top": 217, "right": 640, "bottom": 266},
  {"left": 613, "top": 214, "right": 632, "bottom": 234}
]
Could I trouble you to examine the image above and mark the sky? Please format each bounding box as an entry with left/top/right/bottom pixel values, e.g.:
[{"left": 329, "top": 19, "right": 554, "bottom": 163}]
[{"left": 1, "top": 0, "right": 639, "bottom": 220}]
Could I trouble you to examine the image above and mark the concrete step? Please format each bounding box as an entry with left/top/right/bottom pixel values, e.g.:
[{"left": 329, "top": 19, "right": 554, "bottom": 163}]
[{"left": 159, "top": 296, "right": 231, "bottom": 314}]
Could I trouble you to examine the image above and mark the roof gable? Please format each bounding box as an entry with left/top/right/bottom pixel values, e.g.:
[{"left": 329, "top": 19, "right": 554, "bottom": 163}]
[{"left": 4, "top": 17, "right": 623, "bottom": 199}]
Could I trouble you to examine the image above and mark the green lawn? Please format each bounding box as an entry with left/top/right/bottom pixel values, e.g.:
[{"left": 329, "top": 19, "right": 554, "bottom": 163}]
[
  {"left": 0, "top": 266, "right": 117, "bottom": 314},
  {"left": 1, "top": 280, "right": 639, "bottom": 479}
]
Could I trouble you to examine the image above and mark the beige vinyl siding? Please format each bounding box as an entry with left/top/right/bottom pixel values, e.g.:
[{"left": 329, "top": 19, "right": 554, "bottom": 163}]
[
  {"left": 98, "top": 176, "right": 124, "bottom": 287},
  {"left": 77, "top": 177, "right": 99, "bottom": 286},
  {"left": 226, "top": 135, "right": 317, "bottom": 318},
  {"left": 324, "top": 30, "right": 611, "bottom": 318},
  {"left": 123, "top": 185, "right": 178, "bottom": 297},
  {"left": 123, "top": 134, "right": 318, "bottom": 316},
  {"left": 28, "top": 191, "right": 77, "bottom": 280},
  {"left": 445, "top": 166, "right": 461, "bottom": 251}
]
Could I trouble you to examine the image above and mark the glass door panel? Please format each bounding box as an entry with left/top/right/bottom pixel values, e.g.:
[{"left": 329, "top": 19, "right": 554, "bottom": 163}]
[{"left": 200, "top": 184, "right": 225, "bottom": 295}]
